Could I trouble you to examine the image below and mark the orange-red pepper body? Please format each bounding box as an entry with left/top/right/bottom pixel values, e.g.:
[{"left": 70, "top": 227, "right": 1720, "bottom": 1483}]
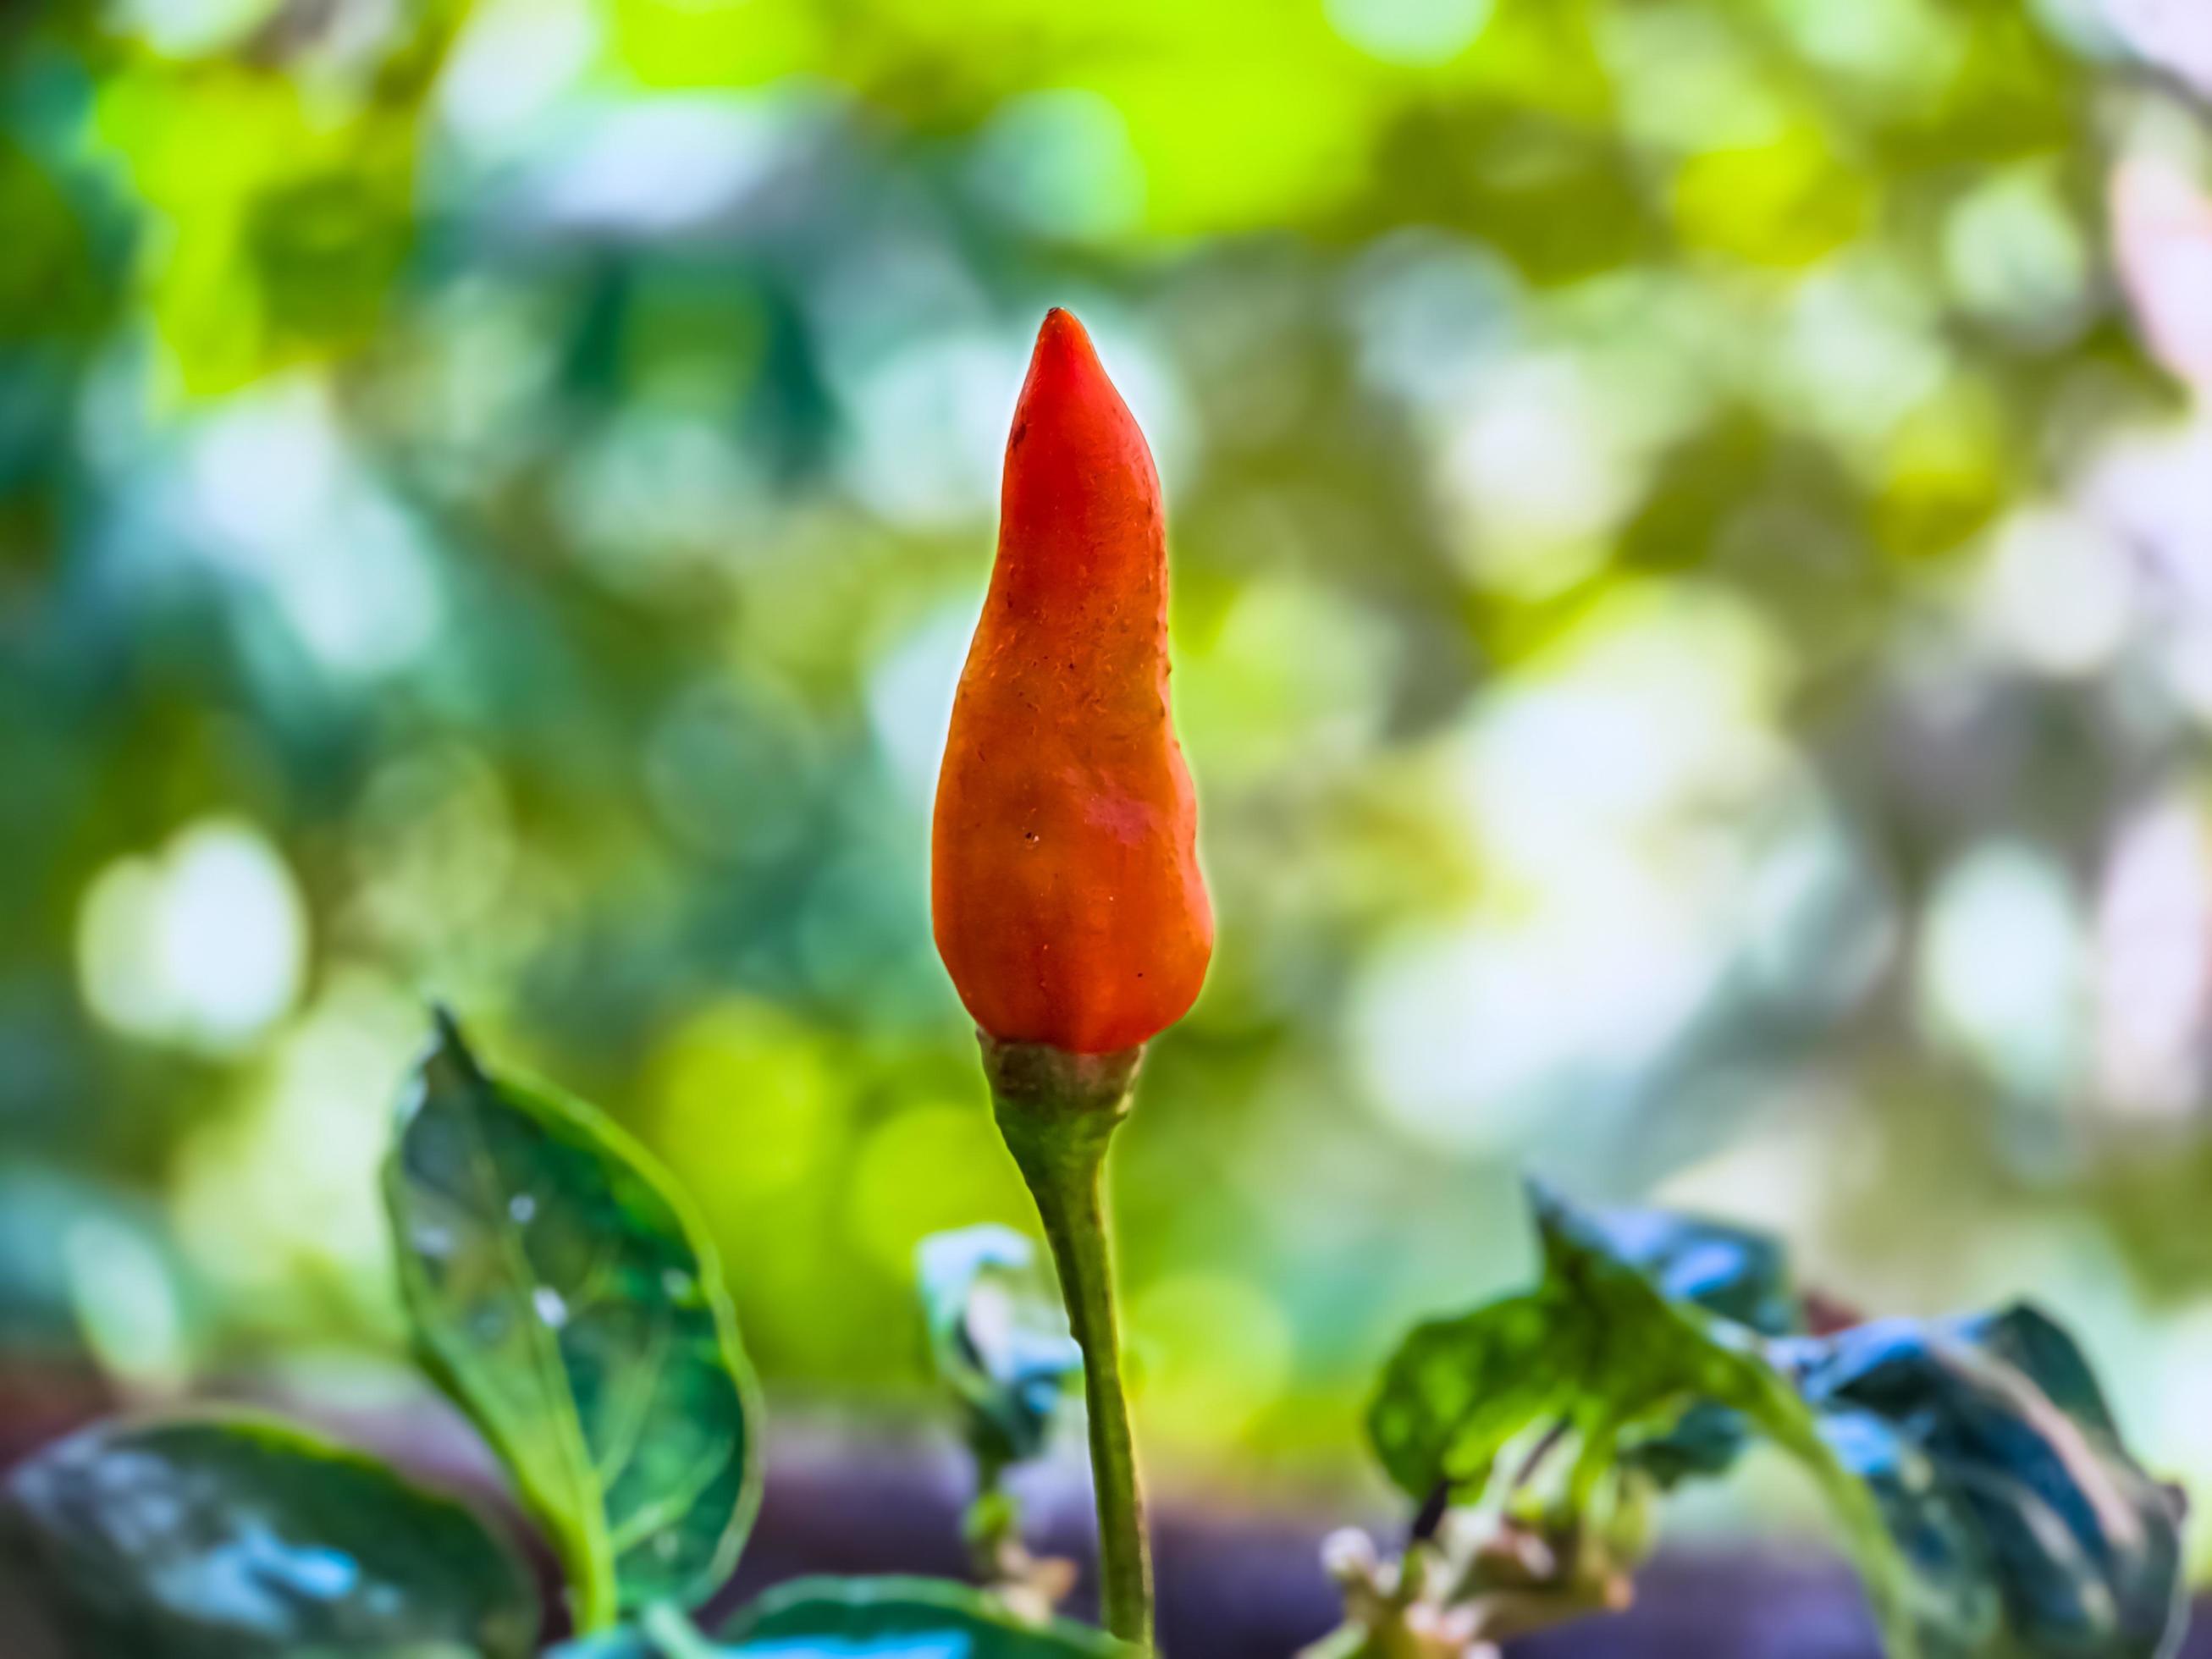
[{"left": 931, "top": 309, "right": 1212, "bottom": 1055}]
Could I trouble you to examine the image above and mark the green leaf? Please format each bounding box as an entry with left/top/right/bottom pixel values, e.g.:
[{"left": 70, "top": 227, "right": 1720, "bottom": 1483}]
[
  {"left": 1367, "top": 1182, "right": 1917, "bottom": 1652},
  {"left": 1367, "top": 1185, "right": 2194, "bottom": 1659},
  {"left": 1573, "top": 1204, "right": 1804, "bottom": 1487},
  {"left": 546, "top": 1603, "right": 731, "bottom": 1658},
  {"left": 1950, "top": 1304, "right": 2119, "bottom": 1437},
  {"left": 0, "top": 1410, "right": 537, "bottom": 1659},
  {"left": 721, "top": 1576, "right": 1137, "bottom": 1656},
  {"left": 383, "top": 1011, "right": 762, "bottom": 1630},
  {"left": 915, "top": 1226, "right": 1079, "bottom": 1470},
  {"left": 0, "top": 1163, "right": 199, "bottom": 1376},
  {"left": 546, "top": 1585, "right": 1134, "bottom": 1659},
  {"left": 1577, "top": 1204, "right": 1801, "bottom": 1337},
  {"left": 1781, "top": 1308, "right": 2188, "bottom": 1659},
  {"left": 1365, "top": 1286, "right": 1568, "bottom": 1500}
]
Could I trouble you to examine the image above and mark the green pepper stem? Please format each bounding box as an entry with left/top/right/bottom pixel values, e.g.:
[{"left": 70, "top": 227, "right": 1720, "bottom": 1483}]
[{"left": 983, "top": 1036, "right": 1154, "bottom": 1651}]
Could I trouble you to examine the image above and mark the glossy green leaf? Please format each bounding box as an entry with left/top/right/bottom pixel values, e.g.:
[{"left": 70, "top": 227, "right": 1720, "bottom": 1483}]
[
  {"left": 383, "top": 1011, "right": 762, "bottom": 1630},
  {"left": 1364, "top": 1286, "right": 1566, "bottom": 1499},
  {"left": 722, "top": 1576, "right": 1135, "bottom": 1656},
  {"left": 1580, "top": 1204, "right": 1804, "bottom": 1486},
  {"left": 915, "top": 1226, "right": 1079, "bottom": 1470},
  {"left": 1368, "top": 1182, "right": 1916, "bottom": 1652},
  {"left": 0, "top": 1411, "right": 536, "bottom": 1659},
  {"left": 1580, "top": 1204, "right": 1801, "bottom": 1337},
  {"left": 1781, "top": 1307, "right": 2188, "bottom": 1659}
]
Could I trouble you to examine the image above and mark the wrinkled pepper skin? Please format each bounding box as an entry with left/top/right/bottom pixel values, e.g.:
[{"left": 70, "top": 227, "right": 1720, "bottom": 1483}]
[{"left": 932, "top": 308, "right": 1212, "bottom": 1055}]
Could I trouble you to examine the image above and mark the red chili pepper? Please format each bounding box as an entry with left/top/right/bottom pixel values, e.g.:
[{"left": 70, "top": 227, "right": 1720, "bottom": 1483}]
[{"left": 932, "top": 308, "right": 1212, "bottom": 1055}]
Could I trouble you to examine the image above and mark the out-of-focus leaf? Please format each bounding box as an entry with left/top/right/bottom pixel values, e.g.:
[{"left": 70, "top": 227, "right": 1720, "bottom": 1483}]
[
  {"left": 1950, "top": 1304, "right": 2119, "bottom": 1438},
  {"left": 1671, "top": 124, "right": 1873, "bottom": 267},
  {"left": 0, "top": 1165, "right": 198, "bottom": 1379},
  {"left": 1368, "top": 103, "right": 1656, "bottom": 284},
  {"left": 0, "top": 137, "right": 109, "bottom": 342},
  {"left": 1581, "top": 1205, "right": 1803, "bottom": 1486},
  {"left": 550, "top": 1583, "right": 1134, "bottom": 1659},
  {"left": 91, "top": 65, "right": 422, "bottom": 392},
  {"left": 1368, "top": 1182, "right": 1915, "bottom": 1651},
  {"left": 383, "top": 1011, "right": 761, "bottom": 1630},
  {"left": 1582, "top": 1206, "right": 1800, "bottom": 1335},
  {"left": 0, "top": 1411, "right": 536, "bottom": 1658},
  {"left": 916, "top": 1225, "right": 1078, "bottom": 1469},
  {"left": 1781, "top": 1308, "right": 2188, "bottom": 1659},
  {"left": 245, "top": 167, "right": 412, "bottom": 343},
  {"left": 721, "top": 1576, "right": 1135, "bottom": 1656},
  {"left": 547, "top": 1602, "right": 730, "bottom": 1658}
]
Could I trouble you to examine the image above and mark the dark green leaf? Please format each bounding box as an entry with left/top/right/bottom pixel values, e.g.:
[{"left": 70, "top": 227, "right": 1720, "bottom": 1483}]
[
  {"left": 1577, "top": 1205, "right": 1801, "bottom": 1337},
  {"left": 1950, "top": 1304, "right": 2120, "bottom": 1439},
  {"left": 915, "top": 1226, "right": 1078, "bottom": 1469},
  {"left": 383, "top": 1011, "right": 762, "bottom": 1629},
  {"left": 0, "top": 1411, "right": 536, "bottom": 1659},
  {"left": 1365, "top": 1287, "right": 1566, "bottom": 1499},
  {"left": 1782, "top": 1308, "right": 2188, "bottom": 1659},
  {"left": 1576, "top": 1205, "right": 1803, "bottom": 1486},
  {"left": 722, "top": 1576, "right": 1136, "bottom": 1656},
  {"left": 1367, "top": 1182, "right": 1915, "bottom": 1651}
]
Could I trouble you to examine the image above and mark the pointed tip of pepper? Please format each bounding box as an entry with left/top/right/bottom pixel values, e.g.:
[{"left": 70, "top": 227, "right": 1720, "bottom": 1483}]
[
  {"left": 1024, "top": 306, "right": 1105, "bottom": 392},
  {"left": 1038, "top": 303, "right": 1085, "bottom": 342},
  {"left": 1012, "top": 306, "right": 1141, "bottom": 466}
]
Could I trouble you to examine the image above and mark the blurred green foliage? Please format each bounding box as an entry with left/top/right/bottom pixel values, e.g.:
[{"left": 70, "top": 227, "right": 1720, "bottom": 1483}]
[{"left": 5, "top": 0, "right": 2212, "bottom": 1566}]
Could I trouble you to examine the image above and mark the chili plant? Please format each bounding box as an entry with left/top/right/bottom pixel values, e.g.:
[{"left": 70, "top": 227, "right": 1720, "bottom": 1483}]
[
  {"left": 1305, "top": 1184, "right": 2190, "bottom": 1659},
  {"left": 3, "top": 1011, "right": 1134, "bottom": 1658},
  {"left": 1, "top": 1010, "right": 2187, "bottom": 1656},
  {"left": 0, "top": 314, "right": 2192, "bottom": 1659},
  {"left": 933, "top": 305, "right": 1213, "bottom": 1651}
]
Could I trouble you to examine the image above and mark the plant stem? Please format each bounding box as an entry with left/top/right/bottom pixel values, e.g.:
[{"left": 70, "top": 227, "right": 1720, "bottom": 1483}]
[{"left": 983, "top": 1036, "right": 1153, "bottom": 1651}]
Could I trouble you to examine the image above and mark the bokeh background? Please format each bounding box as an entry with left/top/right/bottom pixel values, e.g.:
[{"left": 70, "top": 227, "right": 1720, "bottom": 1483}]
[{"left": 7, "top": 0, "right": 2212, "bottom": 1580}]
